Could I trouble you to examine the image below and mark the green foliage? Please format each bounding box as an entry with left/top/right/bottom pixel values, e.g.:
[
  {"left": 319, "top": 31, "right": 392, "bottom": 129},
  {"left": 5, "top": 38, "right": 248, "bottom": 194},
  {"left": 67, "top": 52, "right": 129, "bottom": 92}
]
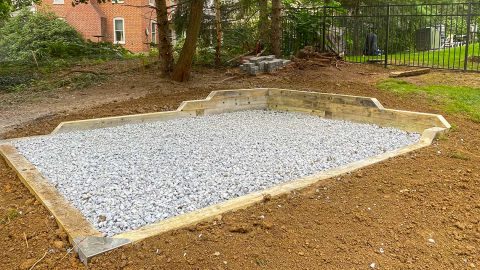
[
  {"left": 195, "top": 46, "right": 217, "bottom": 66},
  {"left": 0, "top": 10, "right": 133, "bottom": 92},
  {"left": 0, "top": 9, "right": 127, "bottom": 64},
  {"left": 448, "top": 151, "right": 470, "bottom": 160},
  {"left": 1, "top": 208, "right": 20, "bottom": 224},
  {"left": 222, "top": 21, "right": 258, "bottom": 60},
  {"left": 173, "top": 36, "right": 214, "bottom": 66},
  {"left": 378, "top": 79, "right": 480, "bottom": 122},
  {"left": 0, "top": 62, "right": 36, "bottom": 90},
  {"left": 283, "top": 0, "right": 339, "bottom": 8},
  {"left": 2, "top": 70, "right": 106, "bottom": 92},
  {"left": 173, "top": 37, "right": 186, "bottom": 59},
  {"left": 0, "top": 0, "right": 10, "bottom": 24},
  {"left": 0, "top": 10, "right": 81, "bottom": 62},
  {"left": 172, "top": 0, "right": 260, "bottom": 66},
  {"left": 1, "top": 0, "right": 41, "bottom": 25}
]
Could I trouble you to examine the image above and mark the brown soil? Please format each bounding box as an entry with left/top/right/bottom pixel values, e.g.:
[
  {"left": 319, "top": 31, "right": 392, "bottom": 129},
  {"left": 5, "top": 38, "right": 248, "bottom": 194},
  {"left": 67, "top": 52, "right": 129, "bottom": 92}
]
[
  {"left": 402, "top": 70, "right": 480, "bottom": 89},
  {"left": 1, "top": 63, "right": 479, "bottom": 270}
]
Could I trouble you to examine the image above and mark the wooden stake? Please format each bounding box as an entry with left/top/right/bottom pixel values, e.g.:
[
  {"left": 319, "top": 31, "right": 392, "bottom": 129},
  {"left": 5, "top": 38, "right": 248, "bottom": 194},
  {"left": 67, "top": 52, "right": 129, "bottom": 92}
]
[{"left": 24, "top": 232, "right": 29, "bottom": 248}]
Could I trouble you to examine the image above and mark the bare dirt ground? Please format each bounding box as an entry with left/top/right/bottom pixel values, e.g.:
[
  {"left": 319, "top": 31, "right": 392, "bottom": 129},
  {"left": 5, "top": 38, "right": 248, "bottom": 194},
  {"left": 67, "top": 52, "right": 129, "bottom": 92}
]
[
  {"left": 402, "top": 70, "right": 480, "bottom": 88},
  {"left": 1, "top": 62, "right": 479, "bottom": 269}
]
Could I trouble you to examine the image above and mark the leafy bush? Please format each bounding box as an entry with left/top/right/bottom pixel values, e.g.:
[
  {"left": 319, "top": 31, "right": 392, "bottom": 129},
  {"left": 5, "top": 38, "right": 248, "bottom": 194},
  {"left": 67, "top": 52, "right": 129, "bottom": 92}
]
[
  {"left": 0, "top": 9, "right": 127, "bottom": 64},
  {"left": 222, "top": 22, "right": 258, "bottom": 61},
  {"left": 0, "top": 1, "right": 10, "bottom": 25},
  {"left": 0, "top": 63, "right": 37, "bottom": 91},
  {"left": 0, "top": 73, "right": 36, "bottom": 90}
]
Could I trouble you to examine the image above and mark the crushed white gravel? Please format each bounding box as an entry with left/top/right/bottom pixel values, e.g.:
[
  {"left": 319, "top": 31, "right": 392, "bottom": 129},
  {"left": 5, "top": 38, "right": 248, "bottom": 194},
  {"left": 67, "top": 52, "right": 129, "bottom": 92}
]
[{"left": 14, "top": 110, "right": 421, "bottom": 236}]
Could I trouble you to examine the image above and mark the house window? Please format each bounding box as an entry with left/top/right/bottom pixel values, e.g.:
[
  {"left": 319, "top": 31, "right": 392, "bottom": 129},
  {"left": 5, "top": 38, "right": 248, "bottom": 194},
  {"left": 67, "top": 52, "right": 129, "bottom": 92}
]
[
  {"left": 149, "top": 0, "right": 155, "bottom": 6},
  {"left": 53, "top": 0, "right": 64, "bottom": 4},
  {"left": 113, "top": 18, "right": 125, "bottom": 44},
  {"left": 112, "top": 0, "right": 124, "bottom": 4},
  {"left": 151, "top": 21, "right": 157, "bottom": 44}
]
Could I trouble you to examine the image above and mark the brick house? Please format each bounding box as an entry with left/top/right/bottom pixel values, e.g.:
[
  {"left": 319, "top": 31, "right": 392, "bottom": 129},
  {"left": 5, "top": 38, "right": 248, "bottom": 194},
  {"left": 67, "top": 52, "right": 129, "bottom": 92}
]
[{"left": 38, "top": 0, "right": 175, "bottom": 52}]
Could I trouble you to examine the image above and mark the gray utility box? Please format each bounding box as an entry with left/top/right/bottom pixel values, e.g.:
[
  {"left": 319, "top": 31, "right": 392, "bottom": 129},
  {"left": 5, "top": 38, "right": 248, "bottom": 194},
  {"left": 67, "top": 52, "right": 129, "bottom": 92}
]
[{"left": 415, "top": 27, "right": 442, "bottom": 51}]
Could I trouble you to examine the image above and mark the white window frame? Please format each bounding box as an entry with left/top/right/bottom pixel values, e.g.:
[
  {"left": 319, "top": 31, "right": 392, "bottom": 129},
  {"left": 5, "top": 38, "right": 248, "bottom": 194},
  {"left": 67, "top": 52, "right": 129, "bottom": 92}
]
[
  {"left": 53, "top": 0, "right": 64, "bottom": 4},
  {"left": 113, "top": 18, "right": 125, "bottom": 45},
  {"left": 149, "top": 0, "right": 155, "bottom": 6},
  {"left": 151, "top": 21, "right": 157, "bottom": 44},
  {"left": 112, "top": 0, "right": 124, "bottom": 4}
]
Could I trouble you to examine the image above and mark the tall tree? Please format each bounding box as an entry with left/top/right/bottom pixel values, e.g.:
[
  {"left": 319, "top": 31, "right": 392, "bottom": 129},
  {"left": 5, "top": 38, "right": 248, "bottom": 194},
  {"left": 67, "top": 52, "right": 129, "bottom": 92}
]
[
  {"left": 258, "top": 0, "right": 270, "bottom": 50},
  {"left": 156, "top": 0, "right": 174, "bottom": 75},
  {"left": 171, "top": 0, "right": 204, "bottom": 82},
  {"left": 271, "top": 0, "right": 282, "bottom": 57},
  {"left": 214, "top": 0, "right": 222, "bottom": 66}
]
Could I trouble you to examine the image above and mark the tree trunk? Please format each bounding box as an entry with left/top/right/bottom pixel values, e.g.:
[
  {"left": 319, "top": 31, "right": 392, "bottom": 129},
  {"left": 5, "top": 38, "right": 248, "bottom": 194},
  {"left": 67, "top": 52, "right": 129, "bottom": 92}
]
[
  {"left": 156, "top": 0, "right": 174, "bottom": 75},
  {"left": 171, "top": 0, "right": 204, "bottom": 82},
  {"left": 271, "top": 0, "right": 282, "bottom": 57},
  {"left": 352, "top": 6, "right": 361, "bottom": 55},
  {"left": 258, "top": 0, "right": 270, "bottom": 50},
  {"left": 214, "top": 0, "right": 222, "bottom": 66}
]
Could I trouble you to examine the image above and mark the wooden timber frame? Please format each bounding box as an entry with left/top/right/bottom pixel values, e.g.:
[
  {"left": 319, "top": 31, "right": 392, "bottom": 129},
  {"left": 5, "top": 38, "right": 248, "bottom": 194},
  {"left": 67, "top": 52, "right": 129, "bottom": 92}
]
[{"left": 0, "top": 89, "right": 450, "bottom": 264}]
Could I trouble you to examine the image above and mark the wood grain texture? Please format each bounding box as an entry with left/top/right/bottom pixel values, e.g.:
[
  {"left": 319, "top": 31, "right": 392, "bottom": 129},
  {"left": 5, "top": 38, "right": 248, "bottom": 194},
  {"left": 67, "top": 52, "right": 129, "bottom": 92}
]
[
  {"left": 53, "top": 111, "right": 195, "bottom": 134},
  {"left": 266, "top": 88, "right": 450, "bottom": 132},
  {"left": 390, "top": 68, "right": 431, "bottom": 78}
]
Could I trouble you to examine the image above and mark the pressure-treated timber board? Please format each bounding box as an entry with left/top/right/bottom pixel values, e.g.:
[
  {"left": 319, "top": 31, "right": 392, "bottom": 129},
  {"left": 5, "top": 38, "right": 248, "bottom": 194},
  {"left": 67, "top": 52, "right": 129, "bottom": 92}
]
[
  {"left": 0, "top": 144, "right": 102, "bottom": 242},
  {"left": 267, "top": 89, "right": 449, "bottom": 133},
  {"left": 53, "top": 111, "right": 195, "bottom": 134},
  {"left": 390, "top": 68, "right": 431, "bottom": 78},
  {"left": 0, "top": 88, "right": 450, "bottom": 264}
]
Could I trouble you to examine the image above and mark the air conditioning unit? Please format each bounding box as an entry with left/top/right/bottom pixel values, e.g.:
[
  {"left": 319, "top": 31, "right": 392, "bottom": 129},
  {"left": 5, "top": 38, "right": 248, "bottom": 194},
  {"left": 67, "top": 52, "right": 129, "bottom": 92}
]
[{"left": 415, "top": 27, "right": 442, "bottom": 51}]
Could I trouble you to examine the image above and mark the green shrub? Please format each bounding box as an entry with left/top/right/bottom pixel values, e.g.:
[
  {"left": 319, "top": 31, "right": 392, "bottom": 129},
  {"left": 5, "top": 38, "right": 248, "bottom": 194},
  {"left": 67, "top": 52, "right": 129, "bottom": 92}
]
[
  {"left": 0, "top": 9, "right": 81, "bottom": 62},
  {"left": 0, "top": 9, "right": 128, "bottom": 64}
]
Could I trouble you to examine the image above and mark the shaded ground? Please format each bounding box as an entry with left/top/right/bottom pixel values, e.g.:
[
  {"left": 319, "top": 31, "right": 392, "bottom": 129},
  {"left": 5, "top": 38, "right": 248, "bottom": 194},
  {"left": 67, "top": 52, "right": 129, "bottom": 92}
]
[{"left": 1, "top": 62, "right": 479, "bottom": 269}]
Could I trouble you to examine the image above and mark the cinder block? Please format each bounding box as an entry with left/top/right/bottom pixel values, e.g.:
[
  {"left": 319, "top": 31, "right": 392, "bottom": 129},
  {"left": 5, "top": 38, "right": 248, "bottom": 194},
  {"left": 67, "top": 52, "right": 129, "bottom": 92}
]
[
  {"left": 265, "top": 55, "right": 275, "bottom": 61},
  {"left": 258, "top": 62, "right": 266, "bottom": 72},
  {"left": 249, "top": 66, "right": 260, "bottom": 75},
  {"left": 244, "top": 63, "right": 255, "bottom": 70},
  {"left": 265, "top": 62, "right": 276, "bottom": 73},
  {"left": 245, "top": 64, "right": 256, "bottom": 74}
]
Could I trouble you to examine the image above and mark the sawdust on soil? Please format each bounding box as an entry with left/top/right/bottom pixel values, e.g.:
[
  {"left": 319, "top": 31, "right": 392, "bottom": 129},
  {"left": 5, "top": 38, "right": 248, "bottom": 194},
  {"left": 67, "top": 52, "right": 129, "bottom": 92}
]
[{"left": 1, "top": 63, "right": 479, "bottom": 270}]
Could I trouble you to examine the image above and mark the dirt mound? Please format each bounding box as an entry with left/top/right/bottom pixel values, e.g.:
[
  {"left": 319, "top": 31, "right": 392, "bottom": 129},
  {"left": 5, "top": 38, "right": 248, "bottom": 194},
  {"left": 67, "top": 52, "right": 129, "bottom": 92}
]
[
  {"left": 291, "top": 46, "right": 344, "bottom": 70},
  {"left": 469, "top": 56, "right": 480, "bottom": 63}
]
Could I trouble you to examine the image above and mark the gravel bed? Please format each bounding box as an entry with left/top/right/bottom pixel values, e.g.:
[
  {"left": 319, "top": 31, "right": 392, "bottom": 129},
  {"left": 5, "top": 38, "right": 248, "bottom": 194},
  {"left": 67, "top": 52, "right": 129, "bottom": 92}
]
[{"left": 14, "top": 110, "right": 421, "bottom": 236}]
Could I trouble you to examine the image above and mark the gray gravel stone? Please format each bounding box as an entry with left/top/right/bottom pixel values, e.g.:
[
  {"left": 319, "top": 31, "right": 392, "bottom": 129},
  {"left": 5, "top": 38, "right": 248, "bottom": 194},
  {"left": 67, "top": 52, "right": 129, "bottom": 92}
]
[{"left": 14, "top": 110, "right": 420, "bottom": 236}]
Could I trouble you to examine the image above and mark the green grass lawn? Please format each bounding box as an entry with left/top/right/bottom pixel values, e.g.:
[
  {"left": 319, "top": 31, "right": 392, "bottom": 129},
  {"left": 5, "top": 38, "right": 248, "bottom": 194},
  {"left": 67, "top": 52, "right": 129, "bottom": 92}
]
[
  {"left": 347, "top": 43, "right": 480, "bottom": 71},
  {"left": 378, "top": 79, "right": 480, "bottom": 122}
]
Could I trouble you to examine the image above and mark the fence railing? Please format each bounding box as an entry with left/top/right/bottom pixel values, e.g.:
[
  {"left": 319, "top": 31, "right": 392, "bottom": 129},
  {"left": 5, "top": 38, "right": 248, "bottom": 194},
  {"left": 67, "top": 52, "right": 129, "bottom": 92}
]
[{"left": 282, "top": 3, "right": 480, "bottom": 72}]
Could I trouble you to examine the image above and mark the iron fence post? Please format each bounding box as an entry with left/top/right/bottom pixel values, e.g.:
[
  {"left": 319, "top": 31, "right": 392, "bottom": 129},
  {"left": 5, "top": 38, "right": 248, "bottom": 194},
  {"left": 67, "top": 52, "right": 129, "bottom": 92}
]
[
  {"left": 385, "top": 4, "right": 390, "bottom": 68},
  {"left": 464, "top": 1, "right": 472, "bottom": 71}
]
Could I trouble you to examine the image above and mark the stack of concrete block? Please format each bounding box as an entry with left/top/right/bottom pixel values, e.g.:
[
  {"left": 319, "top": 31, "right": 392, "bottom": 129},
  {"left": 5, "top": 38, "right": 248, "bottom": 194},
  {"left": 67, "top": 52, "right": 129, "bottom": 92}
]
[{"left": 239, "top": 55, "right": 291, "bottom": 75}]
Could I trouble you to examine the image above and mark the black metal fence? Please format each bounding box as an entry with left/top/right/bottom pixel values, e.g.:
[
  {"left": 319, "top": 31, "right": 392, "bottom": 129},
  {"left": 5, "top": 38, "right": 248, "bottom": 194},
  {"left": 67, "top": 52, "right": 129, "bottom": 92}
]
[{"left": 282, "top": 3, "right": 480, "bottom": 71}]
